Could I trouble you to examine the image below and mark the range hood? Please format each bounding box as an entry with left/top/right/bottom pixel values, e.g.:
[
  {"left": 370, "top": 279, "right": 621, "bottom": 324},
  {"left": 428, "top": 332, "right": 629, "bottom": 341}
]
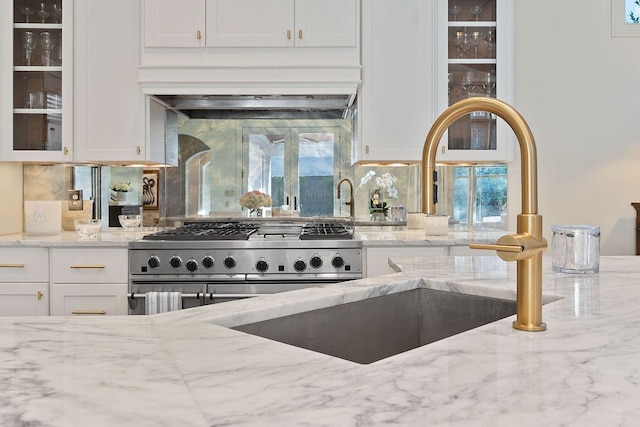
[{"left": 152, "top": 94, "right": 357, "bottom": 120}]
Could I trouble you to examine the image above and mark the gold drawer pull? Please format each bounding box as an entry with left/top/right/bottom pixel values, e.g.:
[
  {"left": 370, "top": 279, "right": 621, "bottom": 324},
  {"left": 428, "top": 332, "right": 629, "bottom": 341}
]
[
  {"left": 298, "top": 29, "right": 302, "bottom": 39},
  {"left": 70, "top": 265, "right": 106, "bottom": 269},
  {"left": 0, "top": 264, "right": 25, "bottom": 268},
  {"left": 287, "top": 29, "right": 291, "bottom": 39},
  {"left": 37, "top": 291, "right": 44, "bottom": 300},
  {"left": 196, "top": 30, "right": 201, "bottom": 40},
  {"left": 71, "top": 310, "right": 107, "bottom": 315}
]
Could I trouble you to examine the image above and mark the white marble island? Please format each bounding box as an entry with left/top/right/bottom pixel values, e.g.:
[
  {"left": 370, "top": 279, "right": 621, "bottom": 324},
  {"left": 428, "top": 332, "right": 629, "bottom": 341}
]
[{"left": 2, "top": 255, "right": 640, "bottom": 426}]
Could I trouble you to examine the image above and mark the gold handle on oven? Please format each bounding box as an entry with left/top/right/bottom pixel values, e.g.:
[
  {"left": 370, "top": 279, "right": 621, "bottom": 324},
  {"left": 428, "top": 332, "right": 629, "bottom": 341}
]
[
  {"left": 71, "top": 310, "right": 107, "bottom": 315},
  {"left": 70, "top": 265, "right": 106, "bottom": 269}
]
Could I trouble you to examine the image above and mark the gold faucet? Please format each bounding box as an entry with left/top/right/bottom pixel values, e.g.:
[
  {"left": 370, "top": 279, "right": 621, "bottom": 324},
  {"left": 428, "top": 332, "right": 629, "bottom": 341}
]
[
  {"left": 421, "top": 97, "right": 547, "bottom": 332},
  {"left": 337, "top": 178, "right": 355, "bottom": 218}
]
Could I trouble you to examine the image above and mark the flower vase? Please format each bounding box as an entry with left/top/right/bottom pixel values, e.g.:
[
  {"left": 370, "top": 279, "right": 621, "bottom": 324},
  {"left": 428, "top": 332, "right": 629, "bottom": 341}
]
[{"left": 115, "top": 191, "right": 129, "bottom": 205}]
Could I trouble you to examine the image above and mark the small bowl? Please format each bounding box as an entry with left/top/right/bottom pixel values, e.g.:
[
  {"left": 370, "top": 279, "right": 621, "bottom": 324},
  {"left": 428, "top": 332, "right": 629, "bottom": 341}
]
[
  {"left": 74, "top": 219, "right": 102, "bottom": 240},
  {"left": 118, "top": 214, "right": 142, "bottom": 230}
]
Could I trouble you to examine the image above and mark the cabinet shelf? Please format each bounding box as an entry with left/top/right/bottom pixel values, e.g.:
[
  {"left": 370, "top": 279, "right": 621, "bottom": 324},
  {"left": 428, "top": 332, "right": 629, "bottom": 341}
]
[
  {"left": 14, "top": 66, "right": 63, "bottom": 72},
  {"left": 448, "top": 58, "right": 497, "bottom": 65},
  {"left": 448, "top": 21, "right": 496, "bottom": 27},
  {"left": 14, "top": 108, "right": 62, "bottom": 114},
  {"left": 14, "top": 23, "right": 63, "bottom": 30}
]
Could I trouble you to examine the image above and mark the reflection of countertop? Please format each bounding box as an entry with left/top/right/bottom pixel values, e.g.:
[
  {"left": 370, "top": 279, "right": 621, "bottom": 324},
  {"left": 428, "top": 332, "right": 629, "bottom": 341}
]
[{"left": 2, "top": 255, "right": 640, "bottom": 425}]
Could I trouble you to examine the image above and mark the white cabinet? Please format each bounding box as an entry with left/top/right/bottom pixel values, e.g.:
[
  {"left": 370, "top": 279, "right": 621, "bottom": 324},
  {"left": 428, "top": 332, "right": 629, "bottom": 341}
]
[
  {"left": 0, "top": 248, "right": 49, "bottom": 316},
  {"left": 1, "top": 0, "right": 74, "bottom": 162},
  {"left": 358, "top": 1, "right": 437, "bottom": 162},
  {"left": 75, "top": 0, "right": 157, "bottom": 164},
  {"left": 358, "top": 0, "right": 514, "bottom": 163},
  {"left": 206, "top": 0, "right": 356, "bottom": 48},
  {"left": 50, "top": 248, "right": 128, "bottom": 316},
  {"left": 435, "top": 0, "right": 514, "bottom": 162},
  {"left": 365, "top": 246, "right": 447, "bottom": 278},
  {"left": 144, "top": 0, "right": 205, "bottom": 47},
  {"left": 144, "top": 0, "right": 356, "bottom": 48}
]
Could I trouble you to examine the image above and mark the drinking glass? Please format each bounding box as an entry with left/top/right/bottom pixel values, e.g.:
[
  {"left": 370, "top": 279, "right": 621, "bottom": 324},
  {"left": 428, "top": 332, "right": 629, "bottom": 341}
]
[
  {"left": 36, "top": 2, "right": 50, "bottom": 23},
  {"left": 482, "top": 72, "right": 496, "bottom": 97},
  {"left": 448, "top": 4, "right": 461, "bottom": 21},
  {"left": 461, "top": 71, "right": 475, "bottom": 95},
  {"left": 21, "top": 6, "right": 35, "bottom": 23},
  {"left": 455, "top": 31, "right": 471, "bottom": 59},
  {"left": 484, "top": 28, "right": 496, "bottom": 58},
  {"left": 40, "top": 31, "right": 55, "bottom": 66},
  {"left": 470, "top": 31, "right": 482, "bottom": 59},
  {"left": 52, "top": 3, "right": 62, "bottom": 23},
  {"left": 470, "top": 4, "right": 483, "bottom": 21},
  {"left": 23, "top": 31, "right": 37, "bottom": 66}
]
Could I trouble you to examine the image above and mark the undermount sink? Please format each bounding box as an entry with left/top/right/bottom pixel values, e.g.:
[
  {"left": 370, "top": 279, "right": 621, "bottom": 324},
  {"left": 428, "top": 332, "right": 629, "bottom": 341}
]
[{"left": 233, "top": 289, "right": 517, "bottom": 364}]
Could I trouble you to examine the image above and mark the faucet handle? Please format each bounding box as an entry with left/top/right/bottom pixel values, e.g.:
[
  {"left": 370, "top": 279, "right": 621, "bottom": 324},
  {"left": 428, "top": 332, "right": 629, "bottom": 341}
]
[{"left": 470, "top": 233, "right": 546, "bottom": 262}]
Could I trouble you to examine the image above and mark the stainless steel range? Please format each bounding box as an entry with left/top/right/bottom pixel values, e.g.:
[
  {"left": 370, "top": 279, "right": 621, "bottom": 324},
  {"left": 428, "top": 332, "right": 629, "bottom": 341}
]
[{"left": 128, "top": 219, "right": 362, "bottom": 314}]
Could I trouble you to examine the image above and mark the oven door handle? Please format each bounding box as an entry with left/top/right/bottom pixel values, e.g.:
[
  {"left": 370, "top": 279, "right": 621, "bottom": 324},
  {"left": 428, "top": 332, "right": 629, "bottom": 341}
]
[
  {"left": 128, "top": 293, "right": 203, "bottom": 299},
  {"left": 207, "top": 293, "right": 267, "bottom": 299}
]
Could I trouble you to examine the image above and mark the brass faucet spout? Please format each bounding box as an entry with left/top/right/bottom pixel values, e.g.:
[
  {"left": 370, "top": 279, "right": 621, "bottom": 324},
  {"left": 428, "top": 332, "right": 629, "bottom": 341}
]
[
  {"left": 421, "top": 97, "right": 547, "bottom": 332},
  {"left": 337, "top": 178, "right": 355, "bottom": 219}
]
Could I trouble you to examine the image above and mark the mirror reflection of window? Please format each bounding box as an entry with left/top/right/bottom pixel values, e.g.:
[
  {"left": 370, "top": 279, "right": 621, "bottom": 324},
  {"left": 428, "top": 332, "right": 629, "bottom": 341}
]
[
  {"left": 245, "top": 128, "right": 339, "bottom": 217},
  {"left": 627, "top": 0, "right": 640, "bottom": 23}
]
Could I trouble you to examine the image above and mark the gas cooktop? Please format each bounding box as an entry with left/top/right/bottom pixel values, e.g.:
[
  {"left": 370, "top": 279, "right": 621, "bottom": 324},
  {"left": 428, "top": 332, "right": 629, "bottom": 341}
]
[{"left": 142, "top": 220, "right": 354, "bottom": 241}]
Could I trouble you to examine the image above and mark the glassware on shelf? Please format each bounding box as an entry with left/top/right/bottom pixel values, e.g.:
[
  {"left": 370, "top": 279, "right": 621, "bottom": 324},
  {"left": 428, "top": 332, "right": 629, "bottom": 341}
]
[
  {"left": 449, "top": 4, "right": 461, "bottom": 21},
  {"left": 36, "top": 2, "right": 51, "bottom": 23},
  {"left": 40, "top": 31, "right": 55, "bottom": 66},
  {"left": 482, "top": 71, "right": 496, "bottom": 97},
  {"left": 484, "top": 28, "right": 496, "bottom": 58},
  {"left": 455, "top": 31, "right": 471, "bottom": 59},
  {"left": 23, "top": 31, "right": 37, "bottom": 66},
  {"left": 470, "top": 4, "right": 483, "bottom": 21},
  {"left": 52, "top": 3, "right": 62, "bottom": 23},
  {"left": 21, "top": 6, "right": 35, "bottom": 23},
  {"left": 470, "top": 31, "right": 482, "bottom": 59}
]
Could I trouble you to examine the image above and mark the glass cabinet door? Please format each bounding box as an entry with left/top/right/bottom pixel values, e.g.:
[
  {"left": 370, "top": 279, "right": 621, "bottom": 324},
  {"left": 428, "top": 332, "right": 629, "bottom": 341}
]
[
  {"left": 9, "top": 0, "right": 70, "bottom": 160},
  {"left": 438, "top": 0, "right": 512, "bottom": 162}
]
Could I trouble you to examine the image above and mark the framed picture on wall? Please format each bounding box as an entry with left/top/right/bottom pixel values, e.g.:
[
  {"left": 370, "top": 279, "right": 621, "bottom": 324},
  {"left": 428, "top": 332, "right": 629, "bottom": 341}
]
[{"left": 143, "top": 169, "right": 159, "bottom": 210}]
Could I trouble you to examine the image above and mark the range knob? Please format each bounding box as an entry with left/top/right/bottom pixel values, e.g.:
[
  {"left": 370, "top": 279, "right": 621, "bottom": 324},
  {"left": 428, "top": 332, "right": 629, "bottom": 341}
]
[
  {"left": 309, "top": 255, "right": 323, "bottom": 269},
  {"left": 293, "top": 259, "right": 307, "bottom": 272},
  {"left": 186, "top": 259, "right": 198, "bottom": 272},
  {"left": 331, "top": 255, "right": 345, "bottom": 269},
  {"left": 256, "top": 259, "right": 269, "bottom": 272},
  {"left": 147, "top": 256, "right": 160, "bottom": 269},
  {"left": 224, "top": 256, "right": 237, "bottom": 269},
  {"left": 202, "top": 255, "right": 214, "bottom": 269},
  {"left": 169, "top": 256, "right": 182, "bottom": 269}
]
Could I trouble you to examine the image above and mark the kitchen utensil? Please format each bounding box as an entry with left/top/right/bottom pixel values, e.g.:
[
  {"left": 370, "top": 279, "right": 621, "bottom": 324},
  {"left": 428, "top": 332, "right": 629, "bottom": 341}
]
[{"left": 551, "top": 225, "right": 600, "bottom": 273}]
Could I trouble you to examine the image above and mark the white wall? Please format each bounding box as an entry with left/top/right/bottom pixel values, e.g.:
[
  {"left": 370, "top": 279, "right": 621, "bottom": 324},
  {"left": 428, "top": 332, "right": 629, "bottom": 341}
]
[
  {"left": 514, "top": 0, "right": 640, "bottom": 255},
  {"left": 0, "top": 163, "right": 23, "bottom": 234}
]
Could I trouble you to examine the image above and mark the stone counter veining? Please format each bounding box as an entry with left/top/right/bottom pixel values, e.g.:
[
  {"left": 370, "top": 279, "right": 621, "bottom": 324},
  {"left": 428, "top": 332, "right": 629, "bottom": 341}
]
[{"left": 2, "top": 255, "right": 640, "bottom": 426}]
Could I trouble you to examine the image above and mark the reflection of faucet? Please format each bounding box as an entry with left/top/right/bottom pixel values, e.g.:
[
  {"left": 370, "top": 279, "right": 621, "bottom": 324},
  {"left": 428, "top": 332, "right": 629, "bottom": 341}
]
[
  {"left": 421, "top": 97, "right": 547, "bottom": 332},
  {"left": 337, "top": 178, "right": 355, "bottom": 218}
]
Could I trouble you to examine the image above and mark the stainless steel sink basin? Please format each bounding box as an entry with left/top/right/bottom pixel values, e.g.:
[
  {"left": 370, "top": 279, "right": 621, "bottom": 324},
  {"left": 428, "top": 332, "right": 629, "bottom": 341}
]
[{"left": 233, "top": 289, "right": 516, "bottom": 364}]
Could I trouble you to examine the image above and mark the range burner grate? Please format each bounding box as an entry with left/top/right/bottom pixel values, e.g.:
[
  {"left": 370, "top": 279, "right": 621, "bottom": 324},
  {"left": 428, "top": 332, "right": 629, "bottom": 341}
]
[{"left": 300, "top": 223, "right": 353, "bottom": 240}]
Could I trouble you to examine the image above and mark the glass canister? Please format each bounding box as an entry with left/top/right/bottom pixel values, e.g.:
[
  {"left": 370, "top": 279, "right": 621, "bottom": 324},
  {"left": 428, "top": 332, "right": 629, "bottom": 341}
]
[{"left": 551, "top": 225, "right": 600, "bottom": 274}]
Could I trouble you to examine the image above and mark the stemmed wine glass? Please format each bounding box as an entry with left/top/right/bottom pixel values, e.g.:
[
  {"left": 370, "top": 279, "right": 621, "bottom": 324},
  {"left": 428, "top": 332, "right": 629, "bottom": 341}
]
[
  {"left": 40, "top": 31, "right": 55, "bottom": 66},
  {"left": 470, "top": 4, "right": 483, "bottom": 21},
  {"left": 470, "top": 31, "right": 482, "bottom": 59},
  {"left": 36, "top": 2, "right": 50, "bottom": 23},
  {"left": 484, "top": 28, "right": 496, "bottom": 59},
  {"left": 482, "top": 72, "right": 496, "bottom": 97},
  {"left": 455, "top": 31, "right": 471, "bottom": 59},
  {"left": 21, "top": 6, "right": 35, "bottom": 23},
  {"left": 52, "top": 4, "right": 62, "bottom": 24},
  {"left": 448, "top": 4, "right": 461, "bottom": 21},
  {"left": 23, "top": 31, "right": 37, "bottom": 66},
  {"left": 461, "top": 71, "right": 475, "bottom": 95}
]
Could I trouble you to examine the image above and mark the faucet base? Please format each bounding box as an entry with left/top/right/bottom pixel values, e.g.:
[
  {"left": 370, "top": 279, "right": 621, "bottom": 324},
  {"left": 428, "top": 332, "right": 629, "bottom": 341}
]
[{"left": 513, "top": 321, "right": 547, "bottom": 332}]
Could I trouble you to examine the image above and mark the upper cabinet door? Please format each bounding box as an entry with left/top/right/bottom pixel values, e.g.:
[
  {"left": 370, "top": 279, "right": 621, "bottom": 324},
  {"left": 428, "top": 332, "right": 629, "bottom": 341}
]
[
  {"left": 1, "top": 0, "right": 74, "bottom": 162},
  {"left": 294, "top": 0, "right": 357, "bottom": 47},
  {"left": 206, "top": 0, "right": 294, "bottom": 47},
  {"left": 144, "top": 0, "right": 206, "bottom": 47}
]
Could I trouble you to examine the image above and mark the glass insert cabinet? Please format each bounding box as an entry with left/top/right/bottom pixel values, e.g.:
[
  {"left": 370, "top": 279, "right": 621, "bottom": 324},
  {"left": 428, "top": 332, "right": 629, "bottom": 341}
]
[
  {"left": 438, "top": 0, "right": 512, "bottom": 162},
  {"left": 3, "top": 0, "right": 72, "bottom": 161}
]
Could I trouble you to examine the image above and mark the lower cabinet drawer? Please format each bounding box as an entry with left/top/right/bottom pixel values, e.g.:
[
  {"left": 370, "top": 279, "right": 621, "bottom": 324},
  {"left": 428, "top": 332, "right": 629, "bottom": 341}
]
[
  {"left": 51, "top": 248, "right": 128, "bottom": 284},
  {"left": 50, "top": 283, "right": 128, "bottom": 316}
]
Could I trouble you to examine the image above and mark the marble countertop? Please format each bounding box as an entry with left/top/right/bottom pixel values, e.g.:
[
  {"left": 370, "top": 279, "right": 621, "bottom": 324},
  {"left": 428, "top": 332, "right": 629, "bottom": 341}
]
[
  {"left": 0, "top": 226, "right": 505, "bottom": 247},
  {"left": 2, "top": 255, "right": 640, "bottom": 426}
]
